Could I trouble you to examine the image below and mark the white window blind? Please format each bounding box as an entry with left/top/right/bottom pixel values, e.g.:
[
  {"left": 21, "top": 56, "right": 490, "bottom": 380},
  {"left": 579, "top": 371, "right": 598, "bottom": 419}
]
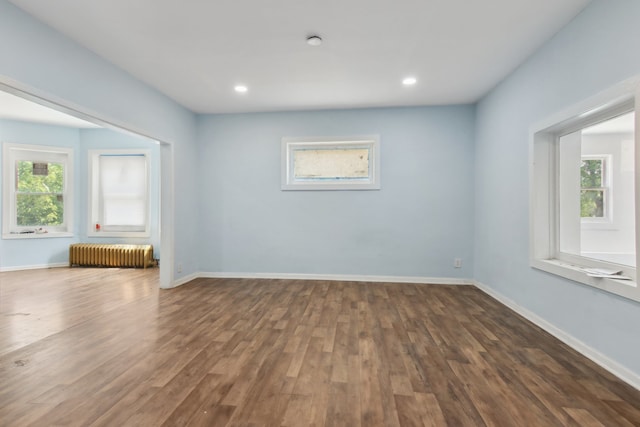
[
  {"left": 100, "top": 155, "right": 146, "bottom": 229},
  {"left": 89, "top": 150, "right": 150, "bottom": 237}
]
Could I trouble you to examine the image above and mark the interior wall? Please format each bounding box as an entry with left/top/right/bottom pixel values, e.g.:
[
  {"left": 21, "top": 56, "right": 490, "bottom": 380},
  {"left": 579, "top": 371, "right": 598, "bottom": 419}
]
[
  {"left": 0, "top": 0, "right": 198, "bottom": 283},
  {"left": 474, "top": 0, "right": 640, "bottom": 375},
  {"left": 197, "top": 106, "right": 476, "bottom": 278}
]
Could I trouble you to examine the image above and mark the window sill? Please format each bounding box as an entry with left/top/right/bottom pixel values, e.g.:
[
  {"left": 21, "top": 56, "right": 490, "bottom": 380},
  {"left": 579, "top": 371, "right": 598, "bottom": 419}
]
[
  {"left": 580, "top": 220, "right": 617, "bottom": 231},
  {"left": 281, "top": 182, "right": 381, "bottom": 191},
  {"left": 87, "top": 231, "right": 150, "bottom": 238},
  {"left": 2, "top": 232, "right": 73, "bottom": 240},
  {"left": 531, "top": 258, "right": 639, "bottom": 303}
]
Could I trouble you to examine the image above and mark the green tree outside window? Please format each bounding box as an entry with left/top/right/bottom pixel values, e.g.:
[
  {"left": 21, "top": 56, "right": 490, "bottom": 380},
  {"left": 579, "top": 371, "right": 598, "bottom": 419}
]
[
  {"left": 16, "top": 161, "right": 64, "bottom": 226},
  {"left": 580, "top": 159, "right": 605, "bottom": 218}
]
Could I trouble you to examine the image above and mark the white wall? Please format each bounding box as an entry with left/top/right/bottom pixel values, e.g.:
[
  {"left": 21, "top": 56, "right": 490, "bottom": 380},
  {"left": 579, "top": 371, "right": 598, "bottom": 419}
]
[{"left": 474, "top": 0, "right": 640, "bottom": 376}]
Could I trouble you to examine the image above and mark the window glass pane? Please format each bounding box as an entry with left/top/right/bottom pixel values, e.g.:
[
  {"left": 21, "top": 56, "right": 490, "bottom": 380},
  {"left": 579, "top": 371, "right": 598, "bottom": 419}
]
[
  {"left": 558, "top": 111, "right": 636, "bottom": 267},
  {"left": 15, "top": 160, "right": 64, "bottom": 226},
  {"left": 16, "top": 161, "right": 64, "bottom": 193},
  {"left": 580, "top": 190, "right": 604, "bottom": 218},
  {"left": 293, "top": 148, "right": 369, "bottom": 180},
  {"left": 16, "top": 194, "right": 64, "bottom": 226},
  {"left": 580, "top": 159, "right": 602, "bottom": 188}
]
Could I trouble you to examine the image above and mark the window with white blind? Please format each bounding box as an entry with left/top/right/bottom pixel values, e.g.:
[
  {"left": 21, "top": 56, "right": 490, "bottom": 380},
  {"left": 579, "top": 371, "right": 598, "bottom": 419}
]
[{"left": 88, "top": 150, "right": 150, "bottom": 237}]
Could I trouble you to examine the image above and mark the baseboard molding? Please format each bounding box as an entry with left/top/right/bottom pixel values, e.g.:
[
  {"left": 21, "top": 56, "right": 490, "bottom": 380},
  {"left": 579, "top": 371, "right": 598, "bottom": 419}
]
[
  {"left": 195, "top": 271, "right": 473, "bottom": 285},
  {"left": 0, "top": 262, "right": 68, "bottom": 272},
  {"left": 474, "top": 280, "right": 640, "bottom": 391},
  {"left": 170, "top": 272, "right": 201, "bottom": 288}
]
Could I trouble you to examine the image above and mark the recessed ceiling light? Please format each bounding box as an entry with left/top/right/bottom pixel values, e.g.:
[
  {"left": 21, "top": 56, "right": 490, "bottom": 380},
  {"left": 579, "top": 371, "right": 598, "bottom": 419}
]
[
  {"left": 402, "top": 77, "right": 417, "bottom": 86},
  {"left": 234, "top": 85, "right": 248, "bottom": 93},
  {"left": 307, "top": 35, "right": 322, "bottom": 46}
]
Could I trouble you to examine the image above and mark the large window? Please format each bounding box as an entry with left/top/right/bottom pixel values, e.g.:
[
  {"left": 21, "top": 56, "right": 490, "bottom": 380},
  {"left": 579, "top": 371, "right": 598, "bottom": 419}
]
[
  {"left": 281, "top": 136, "right": 380, "bottom": 190},
  {"left": 531, "top": 80, "right": 639, "bottom": 302},
  {"left": 88, "top": 150, "right": 150, "bottom": 237},
  {"left": 2, "top": 143, "right": 73, "bottom": 238}
]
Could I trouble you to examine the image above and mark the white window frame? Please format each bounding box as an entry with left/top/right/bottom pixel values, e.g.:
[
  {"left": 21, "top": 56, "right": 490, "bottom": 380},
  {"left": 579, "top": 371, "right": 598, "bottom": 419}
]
[
  {"left": 281, "top": 136, "right": 380, "bottom": 190},
  {"left": 2, "top": 143, "right": 74, "bottom": 239},
  {"left": 87, "top": 149, "right": 150, "bottom": 238},
  {"left": 530, "top": 77, "right": 639, "bottom": 302}
]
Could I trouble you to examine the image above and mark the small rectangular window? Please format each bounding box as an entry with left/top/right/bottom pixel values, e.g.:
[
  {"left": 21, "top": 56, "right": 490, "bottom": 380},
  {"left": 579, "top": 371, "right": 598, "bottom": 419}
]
[
  {"left": 2, "top": 143, "right": 73, "bottom": 238},
  {"left": 282, "top": 137, "right": 380, "bottom": 190}
]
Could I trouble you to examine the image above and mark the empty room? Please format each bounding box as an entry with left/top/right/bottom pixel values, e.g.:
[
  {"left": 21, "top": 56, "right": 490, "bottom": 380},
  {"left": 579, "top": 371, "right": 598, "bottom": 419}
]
[{"left": 1, "top": 0, "right": 640, "bottom": 425}]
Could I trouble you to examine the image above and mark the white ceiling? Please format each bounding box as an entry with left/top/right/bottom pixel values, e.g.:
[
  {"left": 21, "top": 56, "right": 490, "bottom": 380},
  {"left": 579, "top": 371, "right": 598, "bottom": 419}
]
[{"left": 9, "top": 0, "right": 591, "bottom": 114}]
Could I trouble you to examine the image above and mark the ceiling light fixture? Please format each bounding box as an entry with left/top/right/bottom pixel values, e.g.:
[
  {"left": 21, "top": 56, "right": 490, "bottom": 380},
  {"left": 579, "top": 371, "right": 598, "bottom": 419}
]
[
  {"left": 306, "top": 35, "right": 322, "bottom": 46},
  {"left": 402, "top": 77, "right": 417, "bottom": 86},
  {"left": 234, "top": 85, "right": 248, "bottom": 93}
]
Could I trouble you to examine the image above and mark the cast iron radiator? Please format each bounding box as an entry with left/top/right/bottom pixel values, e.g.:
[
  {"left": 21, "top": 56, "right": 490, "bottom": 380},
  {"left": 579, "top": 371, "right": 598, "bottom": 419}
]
[{"left": 69, "top": 244, "right": 154, "bottom": 268}]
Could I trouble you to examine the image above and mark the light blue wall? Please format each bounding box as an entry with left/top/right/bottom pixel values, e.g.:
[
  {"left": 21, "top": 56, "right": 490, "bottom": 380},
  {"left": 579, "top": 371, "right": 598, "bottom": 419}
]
[
  {"left": 0, "top": 0, "right": 198, "bottom": 281},
  {"left": 474, "top": 0, "right": 640, "bottom": 374},
  {"left": 197, "top": 106, "right": 475, "bottom": 278},
  {"left": 0, "top": 119, "right": 81, "bottom": 267},
  {"left": 78, "top": 129, "right": 161, "bottom": 257}
]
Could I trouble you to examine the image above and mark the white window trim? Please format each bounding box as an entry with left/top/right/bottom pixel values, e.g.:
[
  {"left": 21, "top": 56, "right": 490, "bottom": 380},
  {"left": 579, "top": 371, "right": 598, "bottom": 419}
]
[
  {"left": 2, "top": 143, "right": 74, "bottom": 239},
  {"left": 281, "top": 136, "right": 380, "bottom": 190},
  {"left": 87, "top": 149, "right": 150, "bottom": 238},
  {"left": 530, "top": 77, "right": 640, "bottom": 302}
]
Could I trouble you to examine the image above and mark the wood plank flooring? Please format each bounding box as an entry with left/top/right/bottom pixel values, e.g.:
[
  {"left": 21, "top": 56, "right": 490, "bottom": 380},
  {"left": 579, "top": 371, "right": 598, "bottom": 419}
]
[{"left": 1, "top": 268, "right": 639, "bottom": 426}]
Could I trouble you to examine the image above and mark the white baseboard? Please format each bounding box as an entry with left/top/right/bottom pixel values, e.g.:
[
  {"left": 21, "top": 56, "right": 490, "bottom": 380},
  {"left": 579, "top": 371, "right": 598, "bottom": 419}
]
[
  {"left": 474, "top": 280, "right": 640, "bottom": 391},
  {"left": 194, "top": 271, "right": 473, "bottom": 285},
  {"left": 0, "top": 262, "right": 68, "bottom": 272},
  {"left": 169, "top": 272, "right": 201, "bottom": 288}
]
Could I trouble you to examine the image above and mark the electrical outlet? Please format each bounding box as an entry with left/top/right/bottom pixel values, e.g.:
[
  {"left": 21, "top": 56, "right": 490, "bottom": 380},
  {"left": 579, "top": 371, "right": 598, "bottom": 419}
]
[
  {"left": 177, "top": 262, "right": 183, "bottom": 273},
  {"left": 454, "top": 258, "right": 462, "bottom": 268}
]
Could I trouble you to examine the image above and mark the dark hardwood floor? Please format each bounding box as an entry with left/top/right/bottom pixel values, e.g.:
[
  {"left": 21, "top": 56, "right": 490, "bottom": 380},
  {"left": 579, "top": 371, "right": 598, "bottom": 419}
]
[{"left": 0, "top": 268, "right": 639, "bottom": 426}]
